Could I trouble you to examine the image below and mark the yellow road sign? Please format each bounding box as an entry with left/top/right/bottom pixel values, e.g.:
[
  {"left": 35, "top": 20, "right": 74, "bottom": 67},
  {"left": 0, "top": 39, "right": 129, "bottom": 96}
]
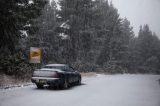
[{"left": 30, "top": 47, "right": 41, "bottom": 63}]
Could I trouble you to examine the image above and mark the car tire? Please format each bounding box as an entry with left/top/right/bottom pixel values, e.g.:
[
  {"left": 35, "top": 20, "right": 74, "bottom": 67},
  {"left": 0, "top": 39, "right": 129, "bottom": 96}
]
[
  {"left": 36, "top": 84, "right": 44, "bottom": 89},
  {"left": 63, "top": 79, "right": 69, "bottom": 89},
  {"left": 77, "top": 77, "right": 81, "bottom": 85}
]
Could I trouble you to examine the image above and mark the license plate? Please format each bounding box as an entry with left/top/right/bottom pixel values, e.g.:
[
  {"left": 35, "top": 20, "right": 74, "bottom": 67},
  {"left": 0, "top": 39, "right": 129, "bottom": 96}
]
[{"left": 39, "top": 79, "right": 46, "bottom": 83}]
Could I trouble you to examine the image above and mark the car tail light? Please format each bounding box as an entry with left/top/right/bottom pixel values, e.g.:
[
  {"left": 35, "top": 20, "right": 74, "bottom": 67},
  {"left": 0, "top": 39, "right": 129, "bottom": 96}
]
[{"left": 52, "top": 72, "right": 60, "bottom": 78}]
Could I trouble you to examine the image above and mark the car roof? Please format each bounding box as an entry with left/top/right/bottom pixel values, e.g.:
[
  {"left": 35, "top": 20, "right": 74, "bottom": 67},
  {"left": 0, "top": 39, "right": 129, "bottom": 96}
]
[{"left": 45, "top": 64, "right": 68, "bottom": 66}]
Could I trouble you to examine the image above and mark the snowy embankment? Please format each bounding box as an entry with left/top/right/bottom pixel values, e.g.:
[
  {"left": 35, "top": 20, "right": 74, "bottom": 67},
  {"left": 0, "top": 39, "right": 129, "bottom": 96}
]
[{"left": 0, "top": 74, "right": 32, "bottom": 89}]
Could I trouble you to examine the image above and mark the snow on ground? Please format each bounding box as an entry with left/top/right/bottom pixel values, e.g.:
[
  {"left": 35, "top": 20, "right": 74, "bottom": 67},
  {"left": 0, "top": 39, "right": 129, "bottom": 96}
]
[{"left": 0, "top": 74, "right": 160, "bottom": 106}]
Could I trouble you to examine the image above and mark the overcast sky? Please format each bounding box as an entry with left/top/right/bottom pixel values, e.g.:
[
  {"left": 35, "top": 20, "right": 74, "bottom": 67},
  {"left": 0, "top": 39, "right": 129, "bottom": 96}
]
[{"left": 110, "top": 0, "right": 160, "bottom": 37}]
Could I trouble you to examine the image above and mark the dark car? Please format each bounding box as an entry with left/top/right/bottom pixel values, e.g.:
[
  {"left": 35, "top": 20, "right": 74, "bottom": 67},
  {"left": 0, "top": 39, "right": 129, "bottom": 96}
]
[{"left": 31, "top": 64, "right": 81, "bottom": 89}]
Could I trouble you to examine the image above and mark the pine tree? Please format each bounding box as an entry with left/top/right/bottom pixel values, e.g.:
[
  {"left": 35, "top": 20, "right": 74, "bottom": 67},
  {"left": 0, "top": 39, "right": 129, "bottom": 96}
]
[
  {"left": 0, "top": 0, "right": 47, "bottom": 53},
  {"left": 57, "top": 0, "right": 95, "bottom": 63},
  {"left": 27, "top": 1, "right": 59, "bottom": 64},
  {"left": 96, "top": 2, "right": 122, "bottom": 66},
  {"left": 120, "top": 18, "right": 135, "bottom": 71},
  {"left": 134, "top": 25, "right": 160, "bottom": 73}
]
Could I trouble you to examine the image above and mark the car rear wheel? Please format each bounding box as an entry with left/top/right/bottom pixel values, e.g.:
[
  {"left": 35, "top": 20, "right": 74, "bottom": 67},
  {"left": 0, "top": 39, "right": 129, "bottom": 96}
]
[
  {"left": 77, "top": 77, "right": 81, "bottom": 85},
  {"left": 63, "top": 79, "right": 69, "bottom": 89},
  {"left": 36, "top": 84, "right": 44, "bottom": 89}
]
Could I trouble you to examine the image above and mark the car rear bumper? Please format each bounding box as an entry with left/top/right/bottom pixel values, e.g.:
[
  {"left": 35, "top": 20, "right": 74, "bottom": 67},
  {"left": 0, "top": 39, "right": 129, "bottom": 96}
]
[{"left": 31, "top": 77, "right": 62, "bottom": 86}]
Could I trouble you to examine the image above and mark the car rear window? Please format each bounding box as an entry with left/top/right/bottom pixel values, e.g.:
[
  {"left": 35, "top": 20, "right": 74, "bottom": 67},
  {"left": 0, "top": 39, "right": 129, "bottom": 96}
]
[{"left": 44, "top": 66, "right": 68, "bottom": 71}]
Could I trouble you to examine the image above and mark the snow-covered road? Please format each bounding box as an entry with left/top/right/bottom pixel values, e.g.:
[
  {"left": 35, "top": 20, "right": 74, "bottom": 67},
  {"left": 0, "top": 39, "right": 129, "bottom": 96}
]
[{"left": 0, "top": 74, "right": 160, "bottom": 106}]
